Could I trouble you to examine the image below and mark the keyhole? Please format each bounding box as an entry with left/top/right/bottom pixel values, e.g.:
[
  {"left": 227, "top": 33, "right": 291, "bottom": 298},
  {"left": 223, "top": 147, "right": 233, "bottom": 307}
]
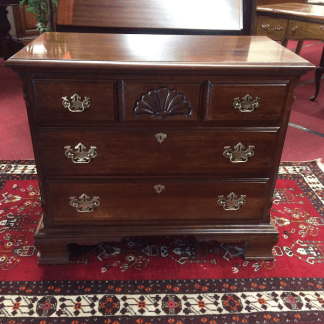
[{"left": 154, "top": 184, "right": 165, "bottom": 194}]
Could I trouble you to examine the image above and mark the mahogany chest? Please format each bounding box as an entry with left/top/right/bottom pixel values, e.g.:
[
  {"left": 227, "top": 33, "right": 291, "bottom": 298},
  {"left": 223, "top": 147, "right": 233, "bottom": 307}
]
[{"left": 5, "top": 32, "right": 314, "bottom": 264}]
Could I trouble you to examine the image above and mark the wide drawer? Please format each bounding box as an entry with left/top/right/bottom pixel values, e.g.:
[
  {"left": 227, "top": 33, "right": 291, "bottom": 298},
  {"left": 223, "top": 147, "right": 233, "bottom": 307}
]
[
  {"left": 33, "top": 80, "right": 116, "bottom": 123},
  {"left": 40, "top": 128, "right": 279, "bottom": 177},
  {"left": 288, "top": 20, "right": 324, "bottom": 41},
  {"left": 47, "top": 180, "right": 269, "bottom": 223},
  {"left": 207, "top": 83, "right": 288, "bottom": 122},
  {"left": 256, "top": 16, "right": 287, "bottom": 41}
]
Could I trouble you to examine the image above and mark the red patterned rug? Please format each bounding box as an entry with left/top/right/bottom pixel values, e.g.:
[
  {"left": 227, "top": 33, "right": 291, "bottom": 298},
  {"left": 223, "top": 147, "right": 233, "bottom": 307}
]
[{"left": 1, "top": 160, "right": 324, "bottom": 323}]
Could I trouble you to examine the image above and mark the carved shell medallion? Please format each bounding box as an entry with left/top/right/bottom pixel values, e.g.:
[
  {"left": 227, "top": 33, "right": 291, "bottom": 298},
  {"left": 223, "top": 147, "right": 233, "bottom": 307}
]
[{"left": 133, "top": 87, "right": 192, "bottom": 119}]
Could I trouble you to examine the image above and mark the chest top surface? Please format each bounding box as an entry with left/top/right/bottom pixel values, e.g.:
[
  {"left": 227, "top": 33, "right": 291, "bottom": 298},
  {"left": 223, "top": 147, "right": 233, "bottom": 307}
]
[{"left": 6, "top": 32, "right": 313, "bottom": 73}]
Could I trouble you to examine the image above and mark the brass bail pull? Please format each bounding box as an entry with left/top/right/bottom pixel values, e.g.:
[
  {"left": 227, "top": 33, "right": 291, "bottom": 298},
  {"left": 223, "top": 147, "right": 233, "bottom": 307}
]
[
  {"left": 233, "top": 94, "right": 260, "bottom": 113},
  {"left": 64, "top": 143, "right": 97, "bottom": 163},
  {"left": 217, "top": 192, "right": 246, "bottom": 211},
  {"left": 69, "top": 194, "right": 100, "bottom": 212},
  {"left": 62, "top": 93, "right": 91, "bottom": 112},
  {"left": 223, "top": 142, "right": 255, "bottom": 163}
]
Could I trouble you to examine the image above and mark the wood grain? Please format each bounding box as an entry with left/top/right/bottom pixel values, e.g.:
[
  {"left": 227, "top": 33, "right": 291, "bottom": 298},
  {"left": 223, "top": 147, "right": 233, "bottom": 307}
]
[
  {"left": 47, "top": 180, "right": 269, "bottom": 223},
  {"left": 40, "top": 128, "right": 279, "bottom": 178},
  {"left": 208, "top": 83, "right": 288, "bottom": 121},
  {"left": 33, "top": 80, "right": 116, "bottom": 123},
  {"left": 288, "top": 19, "right": 324, "bottom": 40},
  {"left": 5, "top": 33, "right": 313, "bottom": 74},
  {"left": 62, "top": 0, "right": 243, "bottom": 31},
  {"left": 57, "top": 0, "right": 74, "bottom": 25}
]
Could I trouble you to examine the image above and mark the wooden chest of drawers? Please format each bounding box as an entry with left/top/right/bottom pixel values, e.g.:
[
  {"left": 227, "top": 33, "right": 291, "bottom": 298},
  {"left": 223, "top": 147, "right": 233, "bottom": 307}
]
[{"left": 5, "top": 32, "right": 314, "bottom": 264}]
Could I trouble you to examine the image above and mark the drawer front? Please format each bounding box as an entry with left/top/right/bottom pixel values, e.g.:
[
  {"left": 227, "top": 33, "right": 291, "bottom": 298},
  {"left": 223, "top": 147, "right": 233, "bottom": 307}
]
[
  {"left": 123, "top": 82, "right": 201, "bottom": 122},
  {"left": 256, "top": 16, "right": 287, "bottom": 41},
  {"left": 207, "top": 84, "right": 288, "bottom": 122},
  {"left": 40, "top": 128, "right": 279, "bottom": 177},
  {"left": 47, "top": 180, "right": 269, "bottom": 223},
  {"left": 288, "top": 20, "right": 324, "bottom": 41},
  {"left": 33, "top": 80, "right": 115, "bottom": 123}
]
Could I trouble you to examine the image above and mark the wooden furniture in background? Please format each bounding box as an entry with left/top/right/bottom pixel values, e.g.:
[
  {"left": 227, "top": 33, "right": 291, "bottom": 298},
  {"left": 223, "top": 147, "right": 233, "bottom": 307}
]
[
  {"left": 0, "top": 0, "right": 55, "bottom": 59},
  {"left": 257, "top": 0, "right": 306, "bottom": 5},
  {"left": 255, "top": 3, "right": 324, "bottom": 100},
  {"left": 256, "top": 0, "right": 307, "bottom": 52},
  {"left": 12, "top": 4, "right": 39, "bottom": 45},
  {"left": 5, "top": 32, "right": 313, "bottom": 264},
  {"left": 0, "top": 0, "right": 24, "bottom": 60},
  {"left": 308, "top": 1, "right": 324, "bottom": 4},
  {"left": 56, "top": 0, "right": 255, "bottom": 35}
]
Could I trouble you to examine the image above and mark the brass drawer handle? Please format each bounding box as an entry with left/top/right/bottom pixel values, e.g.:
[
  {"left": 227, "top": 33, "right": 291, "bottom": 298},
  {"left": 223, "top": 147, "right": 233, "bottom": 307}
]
[
  {"left": 233, "top": 94, "right": 260, "bottom": 112},
  {"left": 292, "top": 26, "right": 298, "bottom": 31},
  {"left": 223, "top": 142, "right": 255, "bottom": 163},
  {"left": 70, "top": 194, "right": 100, "bottom": 212},
  {"left": 64, "top": 143, "right": 97, "bottom": 163},
  {"left": 261, "top": 23, "right": 283, "bottom": 31},
  {"left": 154, "top": 184, "right": 165, "bottom": 194},
  {"left": 217, "top": 192, "right": 246, "bottom": 211},
  {"left": 62, "top": 93, "right": 91, "bottom": 112},
  {"left": 155, "top": 133, "right": 167, "bottom": 144}
]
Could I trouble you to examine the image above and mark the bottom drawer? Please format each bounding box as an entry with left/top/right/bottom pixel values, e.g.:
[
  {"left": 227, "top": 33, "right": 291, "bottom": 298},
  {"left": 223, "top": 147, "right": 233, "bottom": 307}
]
[{"left": 47, "top": 180, "right": 269, "bottom": 223}]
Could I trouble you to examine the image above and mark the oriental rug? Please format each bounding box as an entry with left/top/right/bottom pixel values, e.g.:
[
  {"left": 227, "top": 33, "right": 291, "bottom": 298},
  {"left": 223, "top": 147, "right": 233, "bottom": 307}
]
[{"left": 1, "top": 160, "right": 324, "bottom": 323}]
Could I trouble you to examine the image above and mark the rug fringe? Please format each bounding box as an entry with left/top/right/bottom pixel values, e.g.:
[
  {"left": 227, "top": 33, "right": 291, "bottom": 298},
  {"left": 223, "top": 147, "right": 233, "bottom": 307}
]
[
  {"left": 281, "top": 158, "right": 324, "bottom": 171},
  {"left": 315, "top": 158, "right": 324, "bottom": 172},
  {"left": 281, "top": 158, "right": 323, "bottom": 163}
]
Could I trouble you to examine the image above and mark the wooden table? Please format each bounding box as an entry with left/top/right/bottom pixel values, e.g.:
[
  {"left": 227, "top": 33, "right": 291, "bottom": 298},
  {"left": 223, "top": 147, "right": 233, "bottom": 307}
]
[
  {"left": 256, "top": 3, "right": 324, "bottom": 100},
  {"left": 308, "top": 1, "right": 324, "bottom": 4}
]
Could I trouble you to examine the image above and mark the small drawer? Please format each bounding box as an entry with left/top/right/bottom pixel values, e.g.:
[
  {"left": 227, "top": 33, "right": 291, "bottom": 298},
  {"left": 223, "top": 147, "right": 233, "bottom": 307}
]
[
  {"left": 207, "top": 83, "right": 288, "bottom": 122},
  {"left": 33, "top": 80, "right": 116, "bottom": 123},
  {"left": 288, "top": 20, "right": 324, "bottom": 41},
  {"left": 256, "top": 16, "right": 288, "bottom": 41},
  {"left": 123, "top": 81, "right": 201, "bottom": 122},
  {"left": 40, "top": 128, "right": 278, "bottom": 178},
  {"left": 47, "top": 180, "right": 269, "bottom": 223}
]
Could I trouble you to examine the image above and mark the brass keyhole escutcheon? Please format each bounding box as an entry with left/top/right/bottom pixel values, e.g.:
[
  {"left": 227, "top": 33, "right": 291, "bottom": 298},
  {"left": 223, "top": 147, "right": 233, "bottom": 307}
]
[
  {"left": 154, "top": 184, "right": 165, "bottom": 194},
  {"left": 155, "top": 133, "right": 167, "bottom": 144}
]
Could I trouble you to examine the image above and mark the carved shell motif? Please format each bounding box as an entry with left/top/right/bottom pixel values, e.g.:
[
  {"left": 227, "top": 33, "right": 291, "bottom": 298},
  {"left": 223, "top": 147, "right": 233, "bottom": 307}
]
[{"left": 133, "top": 87, "right": 193, "bottom": 119}]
